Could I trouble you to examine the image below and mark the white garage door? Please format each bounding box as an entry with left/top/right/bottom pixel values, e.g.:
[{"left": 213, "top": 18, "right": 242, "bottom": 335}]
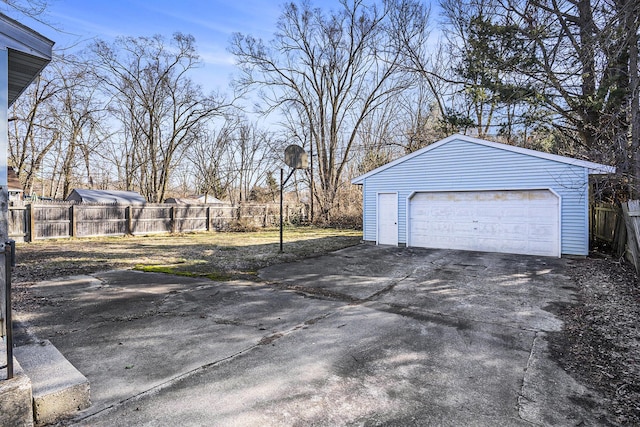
[{"left": 409, "top": 190, "right": 560, "bottom": 257}]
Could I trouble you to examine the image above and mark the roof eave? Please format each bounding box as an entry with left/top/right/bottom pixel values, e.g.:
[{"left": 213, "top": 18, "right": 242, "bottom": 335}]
[
  {"left": 350, "top": 134, "right": 617, "bottom": 183},
  {"left": 588, "top": 165, "right": 617, "bottom": 175},
  {"left": 0, "top": 12, "right": 54, "bottom": 105},
  {"left": 0, "top": 13, "right": 54, "bottom": 59}
]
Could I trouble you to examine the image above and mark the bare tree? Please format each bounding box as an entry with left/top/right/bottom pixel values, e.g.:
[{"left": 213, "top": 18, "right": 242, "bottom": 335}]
[
  {"left": 8, "top": 66, "right": 62, "bottom": 196},
  {"left": 230, "top": 0, "right": 431, "bottom": 221},
  {"left": 187, "top": 122, "right": 236, "bottom": 201},
  {"left": 52, "top": 57, "right": 106, "bottom": 198},
  {"left": 490, "top": 0, "right": 640, "bottom": 195},
  {"left": 1, "top": 0, "right": 47, "bottom": 19},
  {"left": 9, "top": 54, "right": 110, "bottom": 199},
  {"left": 354, "top": 84, "right": 445, "bottom": 177},
  {"left": 227, "top": 121, "right": 279, "bottom": 204},
  {"left": 91, "top": 33, "right": 228, "bottom": 202},
  {"left": 432, "top": 0, "right": 640, "bottom": 195}
]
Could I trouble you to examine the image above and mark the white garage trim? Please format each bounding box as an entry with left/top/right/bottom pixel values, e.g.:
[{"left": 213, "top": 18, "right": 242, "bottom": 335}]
[{"left": 406, "top": 188, "right": 561, "bottom": 257}]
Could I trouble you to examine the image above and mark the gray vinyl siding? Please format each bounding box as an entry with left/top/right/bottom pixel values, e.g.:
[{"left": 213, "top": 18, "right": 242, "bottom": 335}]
[{"left": 361, "top": 138, "right": 590, "bottom": 255}]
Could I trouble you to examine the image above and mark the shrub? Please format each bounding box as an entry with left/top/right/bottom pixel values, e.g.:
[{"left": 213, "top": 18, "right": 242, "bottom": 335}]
[{"left": 228, "top": 218, "right": 260, "bottom": 232}]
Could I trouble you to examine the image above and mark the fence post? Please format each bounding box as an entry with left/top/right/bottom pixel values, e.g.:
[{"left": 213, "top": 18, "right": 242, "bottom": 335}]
[
  {"left": 170, "top": 206, "right": 176, "bottom": 234},
  {"left": 590, "top": 203, "right": 595, "bottom": 246},
  {"left": 27, "top": 203, "right": 35, "bottom": 242},
  {"left": 614, "top": 205, "right": 627, "bottom": 258},
  {"left": 206, "top": 206, "right": 211, "bottom": 232},
  {"left": 69, "top": 205, "right": 76, "bottom": 238},
  {"left": 623, "top": 202, "right": 640, "bottom": 273},
  {"left": 125, "top": 206, "right": 132, "bottom": 235}
]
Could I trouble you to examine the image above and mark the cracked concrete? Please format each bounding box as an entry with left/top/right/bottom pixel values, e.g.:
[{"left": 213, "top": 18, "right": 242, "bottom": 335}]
[{"left": 14, "top": 244, "right": 608, "bottom": 426}]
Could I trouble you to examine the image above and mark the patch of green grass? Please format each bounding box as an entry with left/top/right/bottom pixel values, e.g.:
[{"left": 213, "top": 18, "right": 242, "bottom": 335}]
[
  {"left": 134, "top": 264, "right": 233, "bottom": 281},
  {"left": 202, "top": 272, "right": 236, "bottom": 281}
]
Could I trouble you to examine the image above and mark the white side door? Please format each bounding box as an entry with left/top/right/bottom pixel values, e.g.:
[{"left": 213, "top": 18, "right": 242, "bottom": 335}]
[{"left": 377, "top": 193, "right": 398, "bottom": 245}]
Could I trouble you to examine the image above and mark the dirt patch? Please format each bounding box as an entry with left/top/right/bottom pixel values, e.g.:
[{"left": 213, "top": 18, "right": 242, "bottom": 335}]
[{"left": 549, "top": 255, "right": 640, "bottom": 425}]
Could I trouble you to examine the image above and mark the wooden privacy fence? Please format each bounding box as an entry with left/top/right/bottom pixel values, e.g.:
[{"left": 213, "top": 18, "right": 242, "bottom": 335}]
[
  {"left": 592, "top": 200, "right": 640, "bottom": 273},
  {"left": 591, "top": 203, "right": 627, "bottom": 256},
  {"left": 8, "top": 202, "right": 307, "bottom": 242},
  {"left": 592, "top": 204, "right": 619, "bottom": 243}
]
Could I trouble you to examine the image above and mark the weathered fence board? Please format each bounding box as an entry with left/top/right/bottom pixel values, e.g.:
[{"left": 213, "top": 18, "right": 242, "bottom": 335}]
[
  {"left": 592, "top": 204, "right": 618, "bottom": 242},
  {"left": 623, "top": 200, "right": 640, "bottom": 272},
  {"left": 75, "top": 205, "right": 129, "bottom": 237},
  {"left": 8, "top": 202, "right": 306, "bottom": 242},
  {"left": 8, "top": 205, "right": 27, "bottom": 240},
  {"left": 174, "top": 206, "right": 208, "bottom": 233},
  {"left": 130, "top": 205, "right": 173, "bottom": 235},
  {"left": 209, "top": 206, "right": 237, "bottom": 231},
  {"left": 34, "top": 204, "right": 71, "bottom": 240}
]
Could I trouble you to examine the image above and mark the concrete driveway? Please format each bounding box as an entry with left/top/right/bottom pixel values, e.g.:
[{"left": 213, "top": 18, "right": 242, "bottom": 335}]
[{"left": 15, "top": 245, "right": 607, "bottom": 426}]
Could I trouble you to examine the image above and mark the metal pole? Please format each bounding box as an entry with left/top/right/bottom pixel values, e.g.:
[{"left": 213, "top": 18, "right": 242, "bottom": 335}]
[
  {"left": 280, "top": 168, "right": 284, "bottom": 252},
  {"left": 310, "top": 142, "right": 314, "bottom": 224},
  {"left": 5, "top": 241, "right": 14, "bottom": 379},
  {"left": 279, "top": 168, "right": 296, "bottom": 253}
]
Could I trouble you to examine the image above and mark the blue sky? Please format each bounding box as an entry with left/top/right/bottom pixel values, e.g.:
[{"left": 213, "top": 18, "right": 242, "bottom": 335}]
[
  {"left": 3, "top": 0, "right": 294, "bottom": 93},
  {"left": 3, "top": 0, "right": 438, "bottom": 101}
]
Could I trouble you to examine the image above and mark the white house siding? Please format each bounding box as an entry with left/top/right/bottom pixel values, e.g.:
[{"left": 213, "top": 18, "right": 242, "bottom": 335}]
[{"left": 361, "top": 138, "right": 590, "bottom": 256}]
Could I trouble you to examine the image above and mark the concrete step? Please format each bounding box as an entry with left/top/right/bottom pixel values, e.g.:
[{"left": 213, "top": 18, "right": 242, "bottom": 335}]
[
  {"left": 0, "top": 343, "right": 34, "bottom": 427},
  {"left": 14, "top": 340, "right": 90, "bottom": 426}
]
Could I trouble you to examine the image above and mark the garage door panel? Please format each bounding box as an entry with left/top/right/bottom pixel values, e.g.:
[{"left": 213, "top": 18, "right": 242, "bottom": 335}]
[
  {"left": 476, "top": 209, "right": 521, "bottom": 220},
  {"left": 528, "top": 240, "right": 558, "bottom": 256},
  {"left": 477, "top": 223, "right": 528, "bottom": 237},
  {"left": 476, "top": 238, "right": 520, "bottom": 252},
  {"left": 409, "top": 190, "right": 559, "bottom": 257},
  {"left": 454, "top": 207, "right": 475, "bottom": 218},
  {"left": 498, "top": 239, "right": 530, "bottom": 253},
  {"left": 529, "top": 223, "right": 557, "bottom": 236},
  {"left": 428, "top": 235, "right": 460, "bottom": 247},
  {"left": 430, "top": 208, "right": 455, "bottom": 219},
  {"left": 421, "top": 223, "right": 454, "bottom": 233}
]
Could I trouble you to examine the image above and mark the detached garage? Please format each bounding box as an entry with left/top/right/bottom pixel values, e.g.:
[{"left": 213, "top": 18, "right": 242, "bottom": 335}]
[{"left": 351, "top": 134, "right": 615, "bottom": 257}]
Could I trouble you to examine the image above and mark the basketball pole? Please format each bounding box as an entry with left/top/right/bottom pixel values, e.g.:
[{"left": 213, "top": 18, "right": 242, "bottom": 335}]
[
  {"left": 310, "top": 142, "right": 313, "bottom": 224},
  {"left": 280, "top": 167, "right": 296, "bottom": 252},
  {"left": 280, "top": 168, "right": 283, "bottom": 252},
  {"left": 281, "top": 145, "right": 309, "bottom": 252}
]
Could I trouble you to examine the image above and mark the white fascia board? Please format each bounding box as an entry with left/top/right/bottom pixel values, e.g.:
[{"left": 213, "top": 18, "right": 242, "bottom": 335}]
[{"left": 0, "top": 13, "right": 54, "bottom": 59}]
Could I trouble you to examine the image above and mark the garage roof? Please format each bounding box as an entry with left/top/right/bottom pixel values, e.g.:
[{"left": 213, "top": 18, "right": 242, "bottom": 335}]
[
  {"left": 0, "top": 12, "right": 54, "bottom": 106},
  {"left": 352, "top": 134, "right": 616, "bottom": 185},
  {"left": 66, "top": 189, "right": 147, "bottom": 204}
]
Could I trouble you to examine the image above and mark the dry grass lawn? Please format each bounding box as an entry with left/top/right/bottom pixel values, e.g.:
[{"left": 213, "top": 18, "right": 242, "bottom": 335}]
[{"left": 13, "top": 227, "right": 362, "bottom": 284}]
